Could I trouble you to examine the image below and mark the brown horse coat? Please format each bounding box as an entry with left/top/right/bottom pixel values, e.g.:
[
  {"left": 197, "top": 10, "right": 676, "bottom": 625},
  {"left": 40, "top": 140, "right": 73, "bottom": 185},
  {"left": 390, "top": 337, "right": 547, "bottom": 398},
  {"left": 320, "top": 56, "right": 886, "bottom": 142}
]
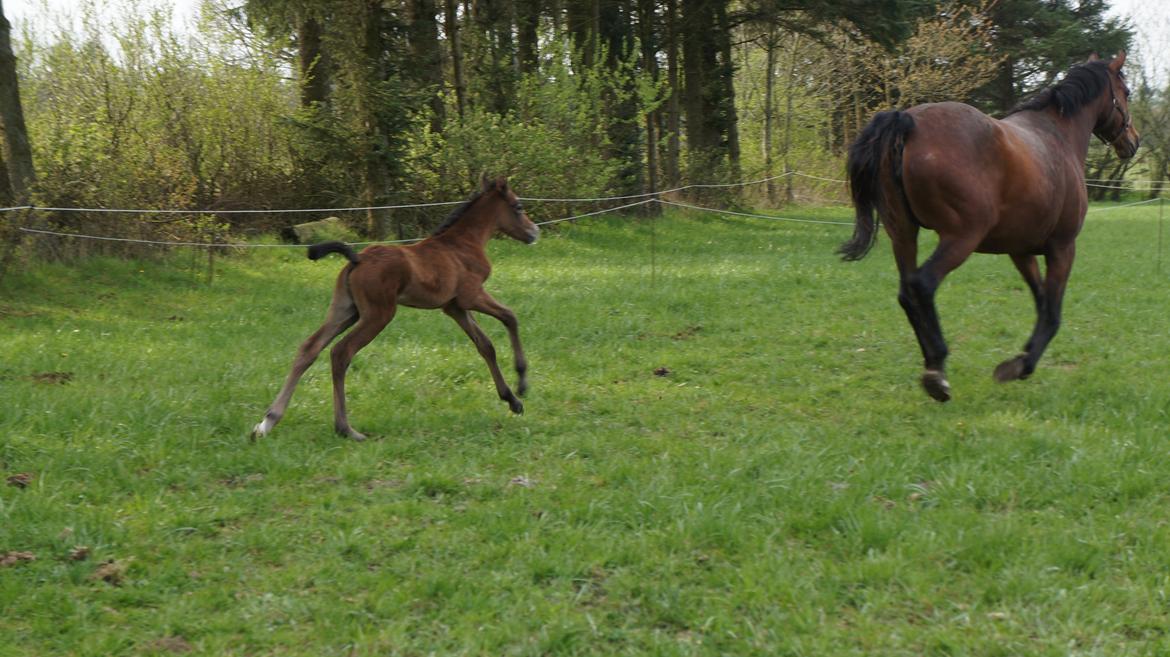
[
  {"left": 253, "top": 176, "right": 539, "bottom": 440},
  {"left": 841, "top": 53, "right": 1140, "bottom": 401}
]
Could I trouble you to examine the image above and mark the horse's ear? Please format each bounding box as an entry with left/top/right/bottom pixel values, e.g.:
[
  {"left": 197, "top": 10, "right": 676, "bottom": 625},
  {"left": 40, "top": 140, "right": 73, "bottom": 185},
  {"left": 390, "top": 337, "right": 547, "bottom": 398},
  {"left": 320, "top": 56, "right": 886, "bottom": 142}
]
[
  {"left": 1109, "top": 50, "right": 1126, "bottom": 72},
  {"left": 1087, "top": 52, "right": 1101, "bottom": 61},
  {"left": 480, "top": 172, "right": 492, "bottom": 191},
  {"left": 494, "top": 175, "right": 509, "bottom": 192}
]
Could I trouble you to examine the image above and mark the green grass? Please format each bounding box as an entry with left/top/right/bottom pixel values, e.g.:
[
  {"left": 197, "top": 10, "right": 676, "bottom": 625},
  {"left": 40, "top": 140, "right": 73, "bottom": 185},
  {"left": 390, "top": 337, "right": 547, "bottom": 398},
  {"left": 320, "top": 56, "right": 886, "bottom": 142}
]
[{"left": 2, "top": 203, "right": 1170, "bottom": 655}]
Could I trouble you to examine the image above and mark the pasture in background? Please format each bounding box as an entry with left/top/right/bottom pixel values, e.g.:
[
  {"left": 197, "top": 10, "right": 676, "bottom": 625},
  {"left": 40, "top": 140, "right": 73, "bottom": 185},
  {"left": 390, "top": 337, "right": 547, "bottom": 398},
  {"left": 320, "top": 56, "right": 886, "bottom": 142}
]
[{"left": 2, "top": 204, "right": 1170, "bottom": 655}]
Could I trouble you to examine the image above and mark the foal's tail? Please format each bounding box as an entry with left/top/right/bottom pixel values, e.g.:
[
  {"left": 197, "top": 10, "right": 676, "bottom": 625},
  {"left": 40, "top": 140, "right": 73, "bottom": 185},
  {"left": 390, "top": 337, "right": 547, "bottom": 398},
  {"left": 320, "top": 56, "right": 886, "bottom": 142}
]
[
  {"left": 307, "top": 241, "right": 361, "bottom": 265},
  {"left": 838, "top": 110, "right": 915, "bottom": 261}
]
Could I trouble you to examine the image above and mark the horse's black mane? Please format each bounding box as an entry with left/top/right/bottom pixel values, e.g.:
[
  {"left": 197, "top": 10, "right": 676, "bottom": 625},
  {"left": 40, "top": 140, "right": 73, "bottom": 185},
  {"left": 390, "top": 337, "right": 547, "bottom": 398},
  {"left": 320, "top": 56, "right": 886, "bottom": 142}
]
[
  {"left": 431, "top": 189, "right": 486, "bottom": 236},
  {"left": 1007, "top": 60, "right": 1113, "bottom": 118}
]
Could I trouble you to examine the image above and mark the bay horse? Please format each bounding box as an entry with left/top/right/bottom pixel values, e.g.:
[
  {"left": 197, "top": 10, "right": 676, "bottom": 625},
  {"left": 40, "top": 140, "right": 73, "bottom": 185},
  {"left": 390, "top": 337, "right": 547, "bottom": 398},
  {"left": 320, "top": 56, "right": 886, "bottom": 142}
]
[
  {"left": 840, "top": 52, "right": 1140, "bottom": 401},
  {"left": 252, "top": 175, "right": 540, "bottom": 440}
]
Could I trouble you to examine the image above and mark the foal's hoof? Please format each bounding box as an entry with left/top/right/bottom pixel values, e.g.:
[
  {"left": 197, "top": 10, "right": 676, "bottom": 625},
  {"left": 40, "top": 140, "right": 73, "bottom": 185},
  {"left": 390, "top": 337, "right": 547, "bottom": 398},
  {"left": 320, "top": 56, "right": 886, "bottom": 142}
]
[
  {"left": 336, "top": 426, "right": 368, "bottom": 442},
  {"left": 920, "top": 370, "right": 952, "bottom": 402},
  {"left": 507, "top": 396, "right": 525, "bottom": 415},
  {"left": 250, "top": 414, "right": 276, "bottom": 441},
  {"left": 993, "top": 355, "right": 1029, "bottom": 382}
]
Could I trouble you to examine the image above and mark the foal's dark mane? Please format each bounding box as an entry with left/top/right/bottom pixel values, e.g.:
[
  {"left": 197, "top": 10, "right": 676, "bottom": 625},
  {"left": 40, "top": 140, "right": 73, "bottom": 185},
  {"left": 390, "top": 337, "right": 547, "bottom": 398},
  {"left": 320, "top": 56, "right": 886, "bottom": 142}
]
[
  {"left": 1006, "top": 60, "right": 1113, "bottom": 118},
  {"left": 432, "top": 189, "right": 487, "bottom": 236}
]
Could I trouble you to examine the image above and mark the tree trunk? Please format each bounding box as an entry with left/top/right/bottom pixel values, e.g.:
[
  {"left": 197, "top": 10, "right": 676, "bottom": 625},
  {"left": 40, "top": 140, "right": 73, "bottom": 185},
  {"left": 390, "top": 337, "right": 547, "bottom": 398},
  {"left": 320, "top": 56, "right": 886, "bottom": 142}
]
[
  {"left": 516, "top": 0, "right": 540, "bottom": 75},
  {"left": 444, "top": 0, "right": 467, "bottom": 121},
  {"left": 715, "top": 0, "right": 739, "bottom": 184},
  {"left": 473, "top": 0, "right": 516, "bottom": 114},
  {"left": 0, "top": 4, "right": 35, "bottom": 204},
  {"left": 763, "top": 29, "right": 775, "bottom": 205},
  {"left": 681, "top": 0, "right": 732, "bottom": 191},
  {"left": 638, "top": 0, "right": 659, "bottom": 209},
  {"left": 994, "top": 56, "right": 1016, "bottom": 115},
  {"left": 408, "top": 0, "right": 445, "bottom": 133},
  {"left": 600, "top": 0, "right": 641, "bottom": 196},
  {"left": 0, "top": 147, "right": 11, "bottom": 206},
  {"left": 359, "top": 0, "right": 389, "bottom": 238},
  {"left": 782, "top": 33, "right": 800, "bottom": 203},
  {"left": 663, "top": 0, "right": 681, "bottom": 188},
  {"left": 297, "top": 15, "right": 331, "bottom": 108},
  {"left": 568, "top": 0, "right": 598, "bottom": 69}
]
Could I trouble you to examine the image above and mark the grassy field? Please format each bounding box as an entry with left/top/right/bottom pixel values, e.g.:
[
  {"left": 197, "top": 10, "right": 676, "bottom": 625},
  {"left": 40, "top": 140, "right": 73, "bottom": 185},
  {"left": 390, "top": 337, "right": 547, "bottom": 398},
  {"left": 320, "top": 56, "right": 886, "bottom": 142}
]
[{"left": 2, "top": 202, "right": 1170, "bottom": 656}]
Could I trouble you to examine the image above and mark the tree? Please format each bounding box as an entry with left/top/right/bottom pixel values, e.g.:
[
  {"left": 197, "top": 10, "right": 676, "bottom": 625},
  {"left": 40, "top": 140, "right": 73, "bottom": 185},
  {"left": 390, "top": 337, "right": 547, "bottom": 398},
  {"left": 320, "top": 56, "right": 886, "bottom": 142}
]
[
  {"left": 406, "top": 0, "right": 445, "bottom": 134},
  {"left": 599, "top": 0, "right": 643, "bottom": 196},
  {"left": 0, "top": 0, "right": 34, "bottom": 204},
  {"left": 976, "top": 0, "right": 1131, "bottom": 114},
  {"left": 863, "top": 1, "right": 1003, "bottom": 108},
  {"left": 681, "top": 0, "right": 737, "bottom": 190}
]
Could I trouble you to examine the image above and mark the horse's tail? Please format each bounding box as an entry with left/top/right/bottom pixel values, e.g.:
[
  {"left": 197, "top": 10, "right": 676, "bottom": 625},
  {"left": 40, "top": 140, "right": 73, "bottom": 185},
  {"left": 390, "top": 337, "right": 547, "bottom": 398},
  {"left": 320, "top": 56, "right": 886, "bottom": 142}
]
[
  {"left": 307, "top": 241, "right": 361, "bottom": 265},
  {"left": 838, "top": 110, "right": 915, "bottom": 261}
]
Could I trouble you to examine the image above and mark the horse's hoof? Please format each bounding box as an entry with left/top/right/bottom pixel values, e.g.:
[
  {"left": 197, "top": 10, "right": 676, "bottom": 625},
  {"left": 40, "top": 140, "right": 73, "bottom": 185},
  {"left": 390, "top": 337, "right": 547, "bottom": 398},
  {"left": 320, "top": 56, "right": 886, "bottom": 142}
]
[
  {"left": 993, "top": 355, "right": 1028, "bottom": 382},
  {"left": 508, "top": 397, "right": 525, "bottom": 415},
  {"left": 516, "top": 380, "right": 528, "bottom": 398},
  {"left": 921, "top": 370, "right": 952, "bottom": 402},
  {"left": 251, "top": 415, "right": 275, "bottom": 440},
  {"left": 336, "top": 425, "right": 367, "bottom": 441}
]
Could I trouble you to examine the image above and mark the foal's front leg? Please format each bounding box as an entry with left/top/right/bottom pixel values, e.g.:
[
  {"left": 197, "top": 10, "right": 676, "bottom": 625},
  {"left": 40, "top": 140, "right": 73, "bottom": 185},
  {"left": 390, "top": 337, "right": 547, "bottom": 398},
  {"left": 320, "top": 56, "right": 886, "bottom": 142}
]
[
  {"left": 469, "top": 291, "right": 529, "bottom": 396},
  {"left": 443, "top": 302, "right": 524, "bottom": 414}
]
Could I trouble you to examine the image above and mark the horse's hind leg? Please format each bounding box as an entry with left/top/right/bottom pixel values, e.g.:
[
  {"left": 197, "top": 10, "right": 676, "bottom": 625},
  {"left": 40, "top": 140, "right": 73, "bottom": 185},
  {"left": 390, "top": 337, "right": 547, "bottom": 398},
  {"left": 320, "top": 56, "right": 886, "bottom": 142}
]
[
  {"left": 328, "top": 306, "right": 395, "bottom": 441},
  {"left": 995, "top": 245, "right": 1074, "bottom": 382},
  {"left": 443, "top": 302, "right": 524, "bottom": 414},
  {"left": 252, "top": 287, "right": 358, "bottom": 439},
  {"left": 893, "top": 233, "right": 978, "bottom": 402},
  {"left": 469, "top": 291, "right": 529, "bottom": 396}
]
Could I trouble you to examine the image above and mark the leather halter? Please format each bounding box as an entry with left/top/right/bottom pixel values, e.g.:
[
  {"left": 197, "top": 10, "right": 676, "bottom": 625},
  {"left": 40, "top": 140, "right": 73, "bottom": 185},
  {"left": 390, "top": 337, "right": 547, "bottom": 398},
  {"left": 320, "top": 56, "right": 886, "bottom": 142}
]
[{"left": 1100, "top": 76, "right": 1132, "bottom": 148}]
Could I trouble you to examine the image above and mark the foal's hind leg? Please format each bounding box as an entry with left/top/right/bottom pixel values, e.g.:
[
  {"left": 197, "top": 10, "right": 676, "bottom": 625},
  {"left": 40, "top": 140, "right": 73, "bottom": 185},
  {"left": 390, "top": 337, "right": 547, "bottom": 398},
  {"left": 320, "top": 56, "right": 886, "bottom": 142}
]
[
  {"left": 469, "top": 291, "right": 529, "bottom": 396},
  {"left": 995, "top": 245, "right": 1074, "bottom": 382},
  {"left": 443, "top": 302, "right": 524, "bottom": 414},
  {"left": 329, "top": 306, "right": 396, "bottom": 441},
  {"left": 252, "top": 290, "right": 357, "bottom": 439}
]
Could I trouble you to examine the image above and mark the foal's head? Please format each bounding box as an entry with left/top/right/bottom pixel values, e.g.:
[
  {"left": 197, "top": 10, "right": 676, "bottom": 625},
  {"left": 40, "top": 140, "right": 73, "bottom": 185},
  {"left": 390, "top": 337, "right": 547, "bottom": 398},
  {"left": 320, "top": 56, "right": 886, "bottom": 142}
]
[
  {"left": 481, "top": 175, "right": 540, "bottom": 244},
  {"left": 1092, "top": 51, "right": 1140, "bottom": 159}
]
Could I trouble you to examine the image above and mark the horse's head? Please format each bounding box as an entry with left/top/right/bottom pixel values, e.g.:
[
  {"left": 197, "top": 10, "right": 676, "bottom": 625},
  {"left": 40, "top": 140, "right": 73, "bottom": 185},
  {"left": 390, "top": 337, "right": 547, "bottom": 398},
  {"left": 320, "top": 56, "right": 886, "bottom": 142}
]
[
  {"left": 482, "top": 175, "right": 540, "bottom": 244},
  {"left": 1092, "top": 51, "right": 1140, "bottom": 159}
]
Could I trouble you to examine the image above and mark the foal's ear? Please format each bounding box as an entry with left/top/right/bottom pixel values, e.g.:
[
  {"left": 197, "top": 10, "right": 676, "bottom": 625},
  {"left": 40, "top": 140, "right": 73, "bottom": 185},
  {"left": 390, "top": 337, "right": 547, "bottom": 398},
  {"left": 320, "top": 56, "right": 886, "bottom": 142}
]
[
  {"left": 480, "top": 171, "right": 492, "bottom": 191},
  {"left": 494, "top": 175, "right": 509, "bottom": 191},
  {"left": 1087, "top": 52, "right": 1101, "bottom": 62},
  {"left": 1109, "top": 50, "right": 1127, "bottom": 72}
]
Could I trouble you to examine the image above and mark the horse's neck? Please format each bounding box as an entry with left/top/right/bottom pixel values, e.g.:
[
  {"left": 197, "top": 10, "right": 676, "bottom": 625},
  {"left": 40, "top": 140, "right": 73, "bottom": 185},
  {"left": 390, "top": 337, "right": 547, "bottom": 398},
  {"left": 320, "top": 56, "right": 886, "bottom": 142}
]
[
  {"left": 436, "top": 203, "right": 496, "bottom": 250},
  {"left": 1059, "top": 100, "right": 1108, "bottom": 165},
  {"left": 1012, "top": 105, "right": 1097, "bottom": 166}
]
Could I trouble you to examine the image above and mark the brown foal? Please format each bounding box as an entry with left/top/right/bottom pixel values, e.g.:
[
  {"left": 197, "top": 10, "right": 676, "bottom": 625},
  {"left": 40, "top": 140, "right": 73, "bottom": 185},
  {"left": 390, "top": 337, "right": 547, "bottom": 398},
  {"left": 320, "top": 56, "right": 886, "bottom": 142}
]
[
  {"left": 252, "top": 176, "right": 539, "bottom": 440},
  {"left": 840, "top": 52, "right": 1140, "bottom": 401}
]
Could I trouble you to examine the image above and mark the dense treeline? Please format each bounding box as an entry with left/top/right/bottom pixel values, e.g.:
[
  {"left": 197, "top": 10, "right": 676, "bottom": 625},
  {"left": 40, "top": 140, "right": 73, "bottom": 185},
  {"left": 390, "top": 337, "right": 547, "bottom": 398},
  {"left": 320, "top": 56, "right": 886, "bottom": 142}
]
[{"left": 0, "top": 0, "right": 1166, "bottom": 256}]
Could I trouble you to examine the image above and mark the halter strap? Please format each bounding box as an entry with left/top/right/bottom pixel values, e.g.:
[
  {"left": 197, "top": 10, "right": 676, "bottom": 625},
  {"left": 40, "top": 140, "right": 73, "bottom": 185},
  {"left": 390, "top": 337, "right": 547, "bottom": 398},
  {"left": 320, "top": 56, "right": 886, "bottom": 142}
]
[{"left": 1101, "top": 78, "right": 1131, "bottom": 147}]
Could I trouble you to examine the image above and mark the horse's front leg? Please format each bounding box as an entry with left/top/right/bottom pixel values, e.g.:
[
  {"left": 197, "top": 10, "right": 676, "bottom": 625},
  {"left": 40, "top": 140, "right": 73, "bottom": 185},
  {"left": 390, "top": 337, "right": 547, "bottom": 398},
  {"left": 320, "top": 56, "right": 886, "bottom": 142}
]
[
  {"left": 995, "top": 245, "right": 1073, "bottom": 382},
  {"left": 469, "top": 291, "right": 528, "bottom": 396},
  {"left": 443, "top": 302, "right": 524, "bottom": 414}
]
